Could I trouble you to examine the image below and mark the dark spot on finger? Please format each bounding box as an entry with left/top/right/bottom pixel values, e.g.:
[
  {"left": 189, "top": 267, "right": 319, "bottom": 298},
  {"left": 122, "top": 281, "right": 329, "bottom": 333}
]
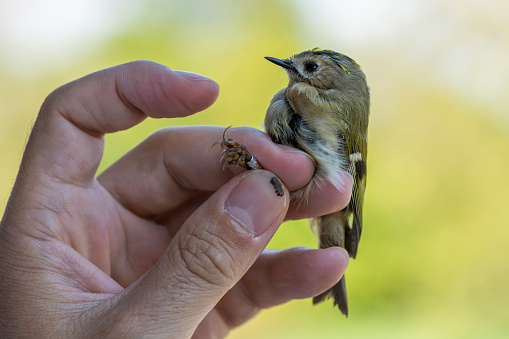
[{"left": 270, "top": 176, "right": 285, "bottom": 197}]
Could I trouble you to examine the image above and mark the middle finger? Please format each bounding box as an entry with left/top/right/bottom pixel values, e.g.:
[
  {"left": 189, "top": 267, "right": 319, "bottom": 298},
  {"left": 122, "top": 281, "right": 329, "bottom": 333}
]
[{"left": 98, "top": 125, "right": 316, "bottom": 219}]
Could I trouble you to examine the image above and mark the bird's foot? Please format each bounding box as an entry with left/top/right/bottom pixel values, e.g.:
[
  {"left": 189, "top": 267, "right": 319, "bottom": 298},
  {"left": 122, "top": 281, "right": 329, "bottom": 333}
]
[{"left": 212, "top": 126, "right": 261, "bottom": 170}]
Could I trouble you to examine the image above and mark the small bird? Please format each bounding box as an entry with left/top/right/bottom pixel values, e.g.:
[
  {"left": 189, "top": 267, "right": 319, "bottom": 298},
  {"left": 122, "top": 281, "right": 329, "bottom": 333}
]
[{"left": 215, "top": 48, "right": 370, "bottom": 316}]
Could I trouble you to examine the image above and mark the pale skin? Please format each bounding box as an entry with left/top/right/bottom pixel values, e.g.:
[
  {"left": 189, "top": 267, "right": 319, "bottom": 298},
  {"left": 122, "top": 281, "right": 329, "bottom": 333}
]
[{"left": 0, "top": 61, "right": 352, "bottom": 338}]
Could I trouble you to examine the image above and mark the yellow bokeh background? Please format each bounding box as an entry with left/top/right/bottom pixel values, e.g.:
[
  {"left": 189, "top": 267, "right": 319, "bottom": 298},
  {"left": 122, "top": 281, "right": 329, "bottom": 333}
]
[{"left": 1, "top": 1, "right": 509, "bottom": 338}]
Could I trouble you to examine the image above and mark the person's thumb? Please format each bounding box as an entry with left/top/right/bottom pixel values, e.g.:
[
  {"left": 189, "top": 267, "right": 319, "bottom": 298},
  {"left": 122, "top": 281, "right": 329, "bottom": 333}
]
[{"left": 95, "top": 170, "right": 289, "bottom": 338}]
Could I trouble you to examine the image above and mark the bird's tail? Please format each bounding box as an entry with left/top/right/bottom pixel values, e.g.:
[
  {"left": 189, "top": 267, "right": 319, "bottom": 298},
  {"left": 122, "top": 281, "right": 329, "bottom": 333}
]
[{"left": 312, "top": 210, "right": 350, "bottom": 316}]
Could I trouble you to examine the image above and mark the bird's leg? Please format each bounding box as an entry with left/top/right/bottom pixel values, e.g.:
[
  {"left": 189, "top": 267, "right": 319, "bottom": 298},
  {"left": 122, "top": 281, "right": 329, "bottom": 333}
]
[{"left": 212, "top": 126, "right": 261, "bottom": 170}]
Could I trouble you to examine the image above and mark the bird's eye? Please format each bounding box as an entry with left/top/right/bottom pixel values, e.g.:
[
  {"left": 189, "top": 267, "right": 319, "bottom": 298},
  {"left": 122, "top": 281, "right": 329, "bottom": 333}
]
[{"left": 304, "top": 62, "right": 318, "bottom": 73}]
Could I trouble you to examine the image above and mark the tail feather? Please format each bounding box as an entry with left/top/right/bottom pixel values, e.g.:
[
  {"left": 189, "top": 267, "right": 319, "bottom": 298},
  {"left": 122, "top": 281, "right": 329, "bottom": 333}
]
[
  {"left": 313, "top": 276, "right": 348, "bottom": 316},
  {"left": 345, "top": 222, "right": 359, "bottom": 259},
  {"left": 312, "top": 211, "right": 351, "bottom": 316}
]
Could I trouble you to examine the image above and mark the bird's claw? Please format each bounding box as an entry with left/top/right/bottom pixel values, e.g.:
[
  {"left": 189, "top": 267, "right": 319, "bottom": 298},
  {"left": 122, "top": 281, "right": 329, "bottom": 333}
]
[{"left": 212, "top": 126, "right": 261, "bottom": 170}]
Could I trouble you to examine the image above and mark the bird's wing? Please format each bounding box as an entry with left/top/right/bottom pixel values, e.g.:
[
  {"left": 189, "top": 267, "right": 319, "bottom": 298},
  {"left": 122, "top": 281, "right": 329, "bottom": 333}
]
[{"left": 344, "top": 129, "right": 367, "bottom": 258}]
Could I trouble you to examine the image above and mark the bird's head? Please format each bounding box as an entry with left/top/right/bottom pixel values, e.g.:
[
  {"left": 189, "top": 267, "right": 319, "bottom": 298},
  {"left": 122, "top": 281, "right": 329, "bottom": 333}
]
[{"left": 265, "top": 48, "right": 367, "bottom": 92}]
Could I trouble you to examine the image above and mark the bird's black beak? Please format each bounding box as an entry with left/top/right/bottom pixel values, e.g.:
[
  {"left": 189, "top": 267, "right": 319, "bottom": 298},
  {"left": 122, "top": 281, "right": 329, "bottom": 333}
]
[{"left": 265, "top": 57, "right": 296, "bottom": 72}]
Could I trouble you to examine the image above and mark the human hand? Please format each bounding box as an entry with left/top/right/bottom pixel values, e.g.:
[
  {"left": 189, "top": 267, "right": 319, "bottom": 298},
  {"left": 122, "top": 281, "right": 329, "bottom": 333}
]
[{"left": 0, "top": 61, "right": 351, "bottom": 338}]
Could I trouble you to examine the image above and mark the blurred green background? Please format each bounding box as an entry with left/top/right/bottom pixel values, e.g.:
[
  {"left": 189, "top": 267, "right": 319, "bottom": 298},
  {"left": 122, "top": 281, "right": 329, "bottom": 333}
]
[{"left": 1, "top": 0, "right": 509, "bottom": 338}]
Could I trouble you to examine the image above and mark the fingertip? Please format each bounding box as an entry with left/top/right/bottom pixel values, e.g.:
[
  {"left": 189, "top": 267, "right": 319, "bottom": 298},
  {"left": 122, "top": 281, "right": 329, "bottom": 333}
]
[
  {"left": 288, "top": 174, "right": 353, "bottom": 219},
  {"left": 323, "top": 247, "right": 350, "bottom": 272},
  {"left": 274, "top": 145, "right": 316, "bottom": 191},
  {"left": 299, "top": 247, "right": 350, "bottom": 295},
  {"left": 175, "top": 70, "right": 219, "bottom": 86},
  {"left": 225, "top": 170, "right": 288, "bottom": 237},
  {"left": 116, "top": 62, "right": 220, "bottom": 119},
  {"left": 334, "top": 171, "right": 354, "bottom": 208},
  {"left": 275, "top": 144, "right": 315, "bottom": 165},
  {"left": 266, "top": 247, "right": 349, "bottom": 300},
  {"left": 299, "top": 247, "right": 349, "bottom": 279},
  {"left": 174, "top": 71, "right": 220, "bottom": 113}
]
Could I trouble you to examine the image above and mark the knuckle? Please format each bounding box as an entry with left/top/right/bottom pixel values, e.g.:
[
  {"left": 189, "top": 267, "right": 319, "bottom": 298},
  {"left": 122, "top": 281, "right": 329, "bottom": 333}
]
[{"left": 177, "top": 225, "right": 239, "bottom": 288}]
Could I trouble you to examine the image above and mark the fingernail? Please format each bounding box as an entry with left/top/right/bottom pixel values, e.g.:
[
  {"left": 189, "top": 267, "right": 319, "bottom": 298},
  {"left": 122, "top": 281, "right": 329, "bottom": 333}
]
[
  {"left": 276, "top": 144, "right": 315, "bottom": 165},
  {"left": 342, "top": 172, "right": 354, "bottom": 186},
  {"left": 175, "top": 71, "right": 218, "bottom": 85},
  {"left": 225, "top": 171, "right": 287, "bottom": 236},
  {"left": 328, "top": 171, "right": 354, "bottom": 193}
]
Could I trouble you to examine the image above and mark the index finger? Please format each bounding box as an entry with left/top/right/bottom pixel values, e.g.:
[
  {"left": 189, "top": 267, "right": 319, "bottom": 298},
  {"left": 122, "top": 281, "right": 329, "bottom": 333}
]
[{"left": 20, "top": 61, "right": 219, "bottom": 187}]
